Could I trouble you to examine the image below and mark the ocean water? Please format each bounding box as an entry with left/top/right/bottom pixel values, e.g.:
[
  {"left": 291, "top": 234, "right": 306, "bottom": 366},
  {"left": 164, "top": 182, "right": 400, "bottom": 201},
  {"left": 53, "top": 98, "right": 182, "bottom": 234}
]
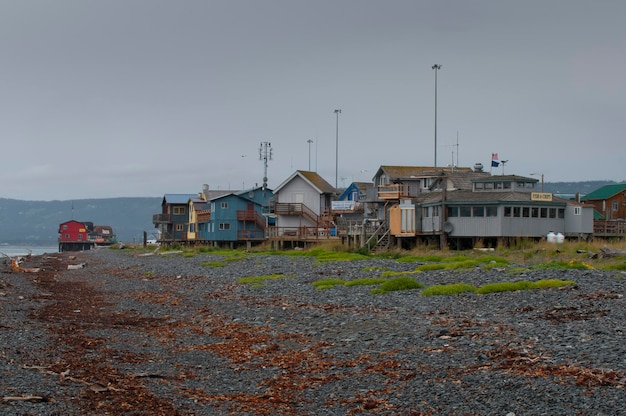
[{"left": 0, "top": 245, "right": 59, "bottom": 257}]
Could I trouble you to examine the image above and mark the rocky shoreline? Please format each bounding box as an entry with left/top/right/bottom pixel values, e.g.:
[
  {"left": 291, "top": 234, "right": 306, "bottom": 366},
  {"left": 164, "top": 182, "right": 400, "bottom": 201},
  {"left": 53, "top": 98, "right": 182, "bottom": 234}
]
[{"left": 1, "top": 248, "right": 625, "bottom": 415}]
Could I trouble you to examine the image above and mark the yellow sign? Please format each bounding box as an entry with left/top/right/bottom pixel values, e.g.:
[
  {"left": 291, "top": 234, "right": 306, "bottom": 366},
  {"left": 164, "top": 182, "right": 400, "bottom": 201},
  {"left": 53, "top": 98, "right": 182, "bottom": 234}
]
[{"left": 531, "top": 192, "right": 552, "bottom": 201}]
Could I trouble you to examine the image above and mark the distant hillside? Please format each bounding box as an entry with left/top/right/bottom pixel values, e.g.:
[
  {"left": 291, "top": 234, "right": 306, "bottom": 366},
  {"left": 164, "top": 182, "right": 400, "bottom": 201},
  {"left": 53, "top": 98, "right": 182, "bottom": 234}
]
[
  {"left": 0, "top": 197, "right": 162, "bottom": 245},
  {"left": 543, "top": 180, "right": 619, "bottom": 196}
]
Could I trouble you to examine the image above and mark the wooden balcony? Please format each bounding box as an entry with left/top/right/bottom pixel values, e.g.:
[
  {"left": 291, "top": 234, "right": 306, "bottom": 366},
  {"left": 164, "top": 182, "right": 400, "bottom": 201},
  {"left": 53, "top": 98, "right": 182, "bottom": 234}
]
[
  {"left": 377, "top": 184, "right": 410, "bottom": 200},
  {"left": 593, "top": 219, "right": 625, "bottom": 238},
  {"left": 237, "top": 210, "right": 266, "bottom": 228},
  {"left": 152, "top": 213, "right": 171, "bottom": 224}
]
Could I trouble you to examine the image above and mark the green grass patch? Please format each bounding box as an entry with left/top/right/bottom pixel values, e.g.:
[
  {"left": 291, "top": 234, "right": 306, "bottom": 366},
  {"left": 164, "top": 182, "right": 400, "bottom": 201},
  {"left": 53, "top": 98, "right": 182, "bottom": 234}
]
[
  {"left": 311, "top": 278, "right": 345, "bottom": 290},
  {"left": 238, "top": 273, "right": 290, "bottom": 287},
  {"left": 421, "top": 283, "right": 477, "bottom": 296},
  {"left": 200, "top": 261, "right": 226, "bottom": 267},
  {"left": 396, "top": 255, "right": 443, "bottom": 263},
  {"left": 280, "top": 248, "right": 370, "bottom": 262},
  {"left": 475, "top": 279, "right": 574, "bottom": 294},
  {"left": 371, "top": 277, "right": 423, "bottom": 294},
  {"left": 602, "top": 263, "right": 626, "bottom": 271},
  {"left": 344, "top": 278, "right": 388, "bottom": 287}
]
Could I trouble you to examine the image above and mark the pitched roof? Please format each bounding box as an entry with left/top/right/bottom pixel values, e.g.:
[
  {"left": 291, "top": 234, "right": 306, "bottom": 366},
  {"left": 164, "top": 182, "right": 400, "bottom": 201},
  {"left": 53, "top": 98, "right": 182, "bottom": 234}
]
[
  {"left": 162, "top": 194, "right": 197, "bottom": 204},
  {"left": 274, "top": 170, "right": 336, "bottom": 194},
  {"left": 376, "top": 165, "right": 472, "bottom": 180},
  {"left": 417, "top": 190, "right": 570, "bottom": 205},
  {"left": 581, "top": 183, "right": 626, "bottom": 201}
]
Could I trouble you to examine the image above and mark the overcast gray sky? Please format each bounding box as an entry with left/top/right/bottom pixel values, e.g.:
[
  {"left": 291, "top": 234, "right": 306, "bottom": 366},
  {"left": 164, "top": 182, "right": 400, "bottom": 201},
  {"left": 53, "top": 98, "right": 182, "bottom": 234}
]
[{"left": 2, "top": 0, "right": 624, "bottom": 201}]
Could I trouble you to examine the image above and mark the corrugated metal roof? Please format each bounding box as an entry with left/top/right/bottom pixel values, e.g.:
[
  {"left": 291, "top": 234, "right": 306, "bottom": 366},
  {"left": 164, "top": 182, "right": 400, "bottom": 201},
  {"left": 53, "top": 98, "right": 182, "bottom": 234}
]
[
  {"left": 418, "top": 190, "right": 569, "bottom": 205},
  {"left": 581, "top": 183, "right": 626, "bottom": 201}
]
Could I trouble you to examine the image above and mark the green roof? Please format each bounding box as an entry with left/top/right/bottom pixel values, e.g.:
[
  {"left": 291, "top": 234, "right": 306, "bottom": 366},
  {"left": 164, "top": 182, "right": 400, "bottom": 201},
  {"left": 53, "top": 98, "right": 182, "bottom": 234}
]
[{"left": 580, "top": 183, "right": 626, "bottom": 201}]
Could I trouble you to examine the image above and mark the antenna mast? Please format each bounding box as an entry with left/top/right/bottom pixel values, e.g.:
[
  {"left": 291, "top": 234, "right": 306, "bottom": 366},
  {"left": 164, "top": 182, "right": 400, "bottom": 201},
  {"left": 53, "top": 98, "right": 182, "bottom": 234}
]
[{"left": 259, "top": 141, "right": 273, "bottom": 190}]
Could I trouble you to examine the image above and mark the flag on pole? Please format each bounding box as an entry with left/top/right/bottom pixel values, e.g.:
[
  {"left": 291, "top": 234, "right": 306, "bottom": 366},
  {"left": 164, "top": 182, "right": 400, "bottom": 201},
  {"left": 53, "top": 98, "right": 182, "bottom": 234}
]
[{"left": 491, "top": 153, "right": 499, "bottom": 167}]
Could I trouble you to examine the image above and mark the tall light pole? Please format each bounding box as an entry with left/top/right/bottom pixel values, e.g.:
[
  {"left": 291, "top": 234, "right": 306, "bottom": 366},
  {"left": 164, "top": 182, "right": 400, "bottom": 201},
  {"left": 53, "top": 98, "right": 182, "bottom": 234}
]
[
  {"left": 334, "top": 109, "right": 341, "bottom": 188},
  {"left": 432, "top": 64, "right": 442, "bottom": 167},
  {"left": 307, "top": 139, "right": 313, "bottom": 171}
]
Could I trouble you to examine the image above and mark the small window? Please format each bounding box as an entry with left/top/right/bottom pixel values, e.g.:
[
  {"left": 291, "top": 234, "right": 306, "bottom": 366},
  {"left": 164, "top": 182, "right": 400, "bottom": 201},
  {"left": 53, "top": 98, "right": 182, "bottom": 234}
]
[
  {"left": 78, "top": 233, "right": 83, "bottom": 240},
  {"left": 176, "top": 224, "right": 184, "bottom": 231},
  {"left": 423, "top": 207, "right": 430, "bottom": 218},
  {"left": 486, "top": 206, "right": 498, "bottom": 217},
  {"left": 540, "top": 208, "right": 548, "bottom": 218},
  {"left": 549, "top": 208, "right": 556, "bottom": 218},
  {"left": 522, "top": 207, "right": 530, "bottom": 218},
  {"left": 558, "top": 208, "right": 565, "bottom": 218},
  {"left": 432, "top": 206, "right": 439, "bottom": 216},
  {"left": 503, "top": 182, "right": 511, "bottom": 189},
  {"left": 574, "top": 207, "right": 581, "bottom": 216},
  {"left": 613, "top": 201, "right": 618, "bottom": 211},
  {"left": 219, "top": 223, "right": 231, "bottom": 230},
  {"left": 64, "top": 233, "right": 70, "bottom": 239},
  {"left": 475, "top": 183, "right": 484, "bottom": 190},
  {"left": 494, "top": 182, "right": 503, "bottom": 190},
  {"left": 63, "top": 225, "right": 68, "bottom": 230},
  {"left": 173, "top": 207, "right": 186, "bottom": 215},
  {"left": 513, "top": 207, "right": 521, "bottom": 217},
  {"left": 532, "top": 207, "right": 539, "bottom": 218},
  {"left": 221, "top": 202, "right": 228, "bottom": 209},
  {"left": 484, "top": 182, "right": 494, "bottom": 190},
  {"left": 447, "top": 206, "right": 459, "bottom": 217},
  {"left": 460, "top": 206, "right": 471, "bottom": 217},
  {"left": 473, "top": 206, "right": 485, "bottom": 217},
  {"left": 504, "top": 206, "right": 512, "bottom": 217}
]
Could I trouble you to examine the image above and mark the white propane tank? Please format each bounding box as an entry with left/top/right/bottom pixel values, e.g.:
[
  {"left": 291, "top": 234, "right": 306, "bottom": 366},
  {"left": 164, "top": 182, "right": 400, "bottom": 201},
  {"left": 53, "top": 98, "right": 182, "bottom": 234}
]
[
  {"left": 546, "top": 231, "right": 557, "bottom": 243},
  {"left": 556, "top": 232, "right": 565, "bottom": 244}
]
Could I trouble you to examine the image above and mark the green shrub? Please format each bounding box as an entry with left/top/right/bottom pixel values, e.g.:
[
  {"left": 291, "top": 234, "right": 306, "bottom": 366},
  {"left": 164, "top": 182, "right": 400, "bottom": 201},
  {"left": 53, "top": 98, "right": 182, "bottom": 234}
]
[
  {"left": 531, "top": 279, "right": 575, "bottom": 289},
  {"left": 238, "top": 274, "right": 289, "bottom": 287},
  {"left": 421, "top": 283, "right": 477, "bottom": 296},
  {"left": 371, "top": 277, "right": 423, "bottom": 294},
  {"left": 475, "top": 281, "right": 534, "bottom": 294}
]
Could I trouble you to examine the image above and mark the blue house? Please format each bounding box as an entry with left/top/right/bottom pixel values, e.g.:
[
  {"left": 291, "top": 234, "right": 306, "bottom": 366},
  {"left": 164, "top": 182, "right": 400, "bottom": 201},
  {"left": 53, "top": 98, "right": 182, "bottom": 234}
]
[
  {"left": 198, "top": 186, "right": 274, "bottom": 248},
  {"left": 153, "top": 193, "right": 197, "bottom": 243}
]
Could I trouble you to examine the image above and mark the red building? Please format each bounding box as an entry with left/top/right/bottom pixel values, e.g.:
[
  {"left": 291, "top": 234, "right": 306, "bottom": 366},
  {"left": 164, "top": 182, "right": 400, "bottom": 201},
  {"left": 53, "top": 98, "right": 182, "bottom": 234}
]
[{"left": 58, "top": 220, "right": 116, "bottom": 252}]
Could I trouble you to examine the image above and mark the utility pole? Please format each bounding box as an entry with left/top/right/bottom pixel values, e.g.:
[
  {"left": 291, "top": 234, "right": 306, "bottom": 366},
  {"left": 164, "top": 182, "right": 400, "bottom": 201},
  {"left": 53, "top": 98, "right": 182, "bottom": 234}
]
[
  {"left": 432, "top": 64, "right": 442, "bottom": 167},
  {"left": 334, "top": 109, "right": 341, "bottom": 188}
]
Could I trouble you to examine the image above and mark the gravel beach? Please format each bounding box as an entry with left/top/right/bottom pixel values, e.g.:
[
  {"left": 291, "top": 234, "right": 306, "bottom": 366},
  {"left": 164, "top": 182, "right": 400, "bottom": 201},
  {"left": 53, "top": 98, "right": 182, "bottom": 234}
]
[{"left": 1, "top": 248, "right": 626, "bottom": 415}]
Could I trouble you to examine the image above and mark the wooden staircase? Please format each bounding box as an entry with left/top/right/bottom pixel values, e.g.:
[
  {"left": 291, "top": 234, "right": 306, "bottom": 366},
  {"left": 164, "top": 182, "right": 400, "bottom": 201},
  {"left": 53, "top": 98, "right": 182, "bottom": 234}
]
[{"left": 363, "top": 221, "right": 390, "bottom": 252}]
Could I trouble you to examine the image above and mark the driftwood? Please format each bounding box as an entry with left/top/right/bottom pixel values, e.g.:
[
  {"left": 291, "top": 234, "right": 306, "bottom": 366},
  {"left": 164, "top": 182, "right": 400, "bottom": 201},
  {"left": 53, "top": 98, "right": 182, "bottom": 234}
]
[
  {"left": 599, "top": 247, "right": 626, "bottom": 259},
  {"left": 67, "top": 262, "right": 87, "bottom": 270},
  {"left": 1, "top": 395, "right": 49, "bottom": 402}
]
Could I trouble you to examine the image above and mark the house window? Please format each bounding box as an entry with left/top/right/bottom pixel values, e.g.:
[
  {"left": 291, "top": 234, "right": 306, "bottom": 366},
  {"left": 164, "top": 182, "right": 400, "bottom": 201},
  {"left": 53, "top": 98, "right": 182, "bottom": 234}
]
[
  {"left": 484, "top": 182, "right": 494, "bottom": 190},
  {"left": 474, "top": 183, "right": 484, "bottom": 190},
  {"left": 62, "top": 225, "right": 68, "bottom": 230},
  {"left": 423, "top": 207, "right": 430, "bottom": 218},
  {"left": 64, "top": 234, "right": 70, "bottom": 239},
  {"left": 432, "top": 206, "right": 439, "bottom": 216},
  {"left": 460, "top": 206, "right": 471, "bottom": 217},
  {"left": 176, "top": 224, "right": 184, "bottom": 231},
  {"left": 219, "top": 223, "right": 231, "bottom": 230},
  {"left": 613, "top": 201, "right": 618, "bottom": 211},
  {"left": 221, "top": 202, "right": 228, "bottom": 209},
  {"left": 173, "top": 207, "right": 185, "bottom": 215},
  {"left": 532, "top": 207, "right": 539, "bottom": 218},
  {"left": 486, "top": 206, "right": 498, "bottom": 217},
  {"left": 473, "top": 206, "right": 485, "bottom": 217},
  {"left": 513, "top": 207, "right": 521, "bottom": 217},
  {"left": 558, "top": 208, "right": 565, "bottom": 218},
  {"left": 78, "top": 233, "right": 83, "bottom": 240},
  {"left": 574, "top": 207, "right": 581, "bottom": 215},
  {"left": 503, "top": 182, "right": 511, "bottom": 189},
  {"left": 447, "top": 206, "right": 459, "bottom": 217},
  {"left": 504, "top": 206, "right": 512, "bottom": 217},
  {"left": 494, "top": 182, "right": 503, "bottom": 190},
  {"left": 549, "top": 208, "right": 556, "bottom": 218},
  {"left": 522, "top": 207, "right": 530, "bottom": 218},
  {"left": 540, "top": 208, "right": 548, "bottom": 218}
]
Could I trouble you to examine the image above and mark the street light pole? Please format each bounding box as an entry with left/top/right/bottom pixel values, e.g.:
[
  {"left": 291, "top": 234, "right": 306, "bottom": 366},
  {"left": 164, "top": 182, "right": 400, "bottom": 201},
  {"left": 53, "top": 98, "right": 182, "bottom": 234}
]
[
  {"left": 334, "top": 109, "right": 341, "bottom": 188},
  {"left": 432, "top": 64, "right": 442, "bottom": 167},
  {"left": 307, "top": 139, "right": 313, "bottom": 171}
]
